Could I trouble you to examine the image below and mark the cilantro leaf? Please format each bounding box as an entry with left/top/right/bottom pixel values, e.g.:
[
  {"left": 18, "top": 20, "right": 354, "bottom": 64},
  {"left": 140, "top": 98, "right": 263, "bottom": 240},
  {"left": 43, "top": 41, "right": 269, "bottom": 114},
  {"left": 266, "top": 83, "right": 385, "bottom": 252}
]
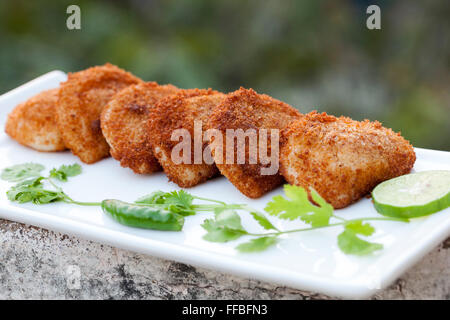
[
  {"left": 250, "top": 211, "right": 277, "bottom": 231},
  {"left": 136, "top": 191, "right": 168, "bottom": 204},
  {"left": 344, "top": 220, "right": 375, "bottom": 236},
  {"left": 213, "top": 210, "right": 246, "bottom": 231},
  {"left": 49, "top": 164, "right": 82, "bottom": 182},
  {"left": 136, "top": 190, "right": 195, "bottom": 216},
  {"left": 264, "top": 185, "right": 333, "bottom": 227},
  {"left": 337, "top": 220, "right": 383, "bottom": 255},
  {"left": 201, "top": 210, "right": 248, "bottom": 242},
  {"left": 1, "top": 163, "right": 45, "bottom": 182},
  {"left": 163, "top": 190, "right": 194, "bottom": 208},
  {"left": 7, "top": 177, "right": 43, "bottom": 202},
  {"left": 6, "top": 177, "right": 65, "bottom": 204},
  {"left": 202, "top": 220, "right": 245, "bottom": 242},
  {"left": 236, "top": 236, "right": 278, "bottom": 252}
]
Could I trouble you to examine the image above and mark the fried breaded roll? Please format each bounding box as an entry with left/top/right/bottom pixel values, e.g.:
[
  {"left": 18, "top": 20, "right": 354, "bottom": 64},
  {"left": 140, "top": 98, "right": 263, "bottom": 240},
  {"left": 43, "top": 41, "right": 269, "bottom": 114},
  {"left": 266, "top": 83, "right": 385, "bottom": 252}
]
[
  {"left": 279, "top": 112, "right": 416, "bottom": 209},
  {"left": 207, "top": 87, "right": 302, "bottom": 198},
  {"left": 56, "top": 63, "right": 141, "bottom": 164},
  {"left": 148, "top": 89, "right": 223, "bottom": 187},
  {"left": 101, "top": 82, "right": 179, "bottom": 174},
  {"left": 5, "top": 88, "right": 65, "bottom": 152}
]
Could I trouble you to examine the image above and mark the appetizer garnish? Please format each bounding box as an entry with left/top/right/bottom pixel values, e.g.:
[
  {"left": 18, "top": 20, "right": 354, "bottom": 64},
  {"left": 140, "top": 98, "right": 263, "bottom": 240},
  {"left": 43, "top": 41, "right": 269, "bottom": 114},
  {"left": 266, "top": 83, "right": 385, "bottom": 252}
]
[
  {"left": 372, "top": 170, "right": 450, "bottom": 218},
  {"left": 4, "top": 162, "right": 426, "bottom": 256},
  {"left": 201, "top": 185, "right": 404, "bottom": 255}
]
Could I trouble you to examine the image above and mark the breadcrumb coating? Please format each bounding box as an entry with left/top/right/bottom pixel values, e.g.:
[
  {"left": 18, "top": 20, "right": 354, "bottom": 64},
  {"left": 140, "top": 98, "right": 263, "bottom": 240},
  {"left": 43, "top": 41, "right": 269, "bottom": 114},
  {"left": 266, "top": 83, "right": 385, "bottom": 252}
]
[
  {"left": 101, "top": 82, "right": 179, "bottom": 174},
  {"left": 56, "top": 63, "right": 141, "bottom": 164},
  {"left": 148, "top": 89, "right": 223, "bottom": 187},
  {"left": 5, "top": 88, "right": 66, "bottom": 152},
  {"left": 207, "top": 87, "right": 302, "bottom": 198},
  {"left": 279, "top": 111, "right": 416, "bottom": 209}
]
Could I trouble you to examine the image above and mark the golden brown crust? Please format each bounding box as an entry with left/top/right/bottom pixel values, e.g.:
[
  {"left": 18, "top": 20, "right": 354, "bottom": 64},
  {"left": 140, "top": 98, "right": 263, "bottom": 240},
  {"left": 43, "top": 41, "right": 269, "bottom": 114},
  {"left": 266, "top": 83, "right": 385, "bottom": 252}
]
[
  {"left": 101, "top": 82, "right": 179, "bottom": 174},
  {"left": 56, "top": 63, "right": 141, "bottom": 164},
  {"left": 206, "top": 87, "right": 302, "bottom": 198},
  {"left": 5, "top": 88, "right": 66, "bottom": 152},
  {"left": 279, "top": 111, "right": 416, "bottom": 209},
  {"left": 148, "top": 89, "right": 223, "bottom": 187}
]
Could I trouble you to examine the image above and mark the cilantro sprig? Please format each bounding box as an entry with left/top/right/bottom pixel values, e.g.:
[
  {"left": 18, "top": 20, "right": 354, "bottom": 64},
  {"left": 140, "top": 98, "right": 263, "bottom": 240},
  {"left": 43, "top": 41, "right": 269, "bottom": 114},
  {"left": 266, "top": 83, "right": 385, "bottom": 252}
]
[
  {"left": 2, "top": 163, "right": 409, "bottom": 256},
  {"left": 2, "top": 163, "right": 98, "bottom": 206},
  {"left": 135, "top": 190, "right": 242, "bottom": 217},
  {"left": 200, "top": 185, "right": 408, "bottom": 255}
]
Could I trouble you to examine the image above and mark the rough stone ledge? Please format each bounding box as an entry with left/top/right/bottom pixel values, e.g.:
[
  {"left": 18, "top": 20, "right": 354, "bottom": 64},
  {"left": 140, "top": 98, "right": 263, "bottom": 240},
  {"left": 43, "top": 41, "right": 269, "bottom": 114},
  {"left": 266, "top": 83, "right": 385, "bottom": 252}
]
[{"left": 0, "top": 219, "right": 449, "bottom": 299}]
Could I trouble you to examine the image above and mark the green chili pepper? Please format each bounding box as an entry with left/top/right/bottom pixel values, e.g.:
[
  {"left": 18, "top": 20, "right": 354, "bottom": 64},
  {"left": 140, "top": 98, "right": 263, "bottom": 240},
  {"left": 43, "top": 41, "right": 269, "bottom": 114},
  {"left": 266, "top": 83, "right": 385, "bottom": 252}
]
[{"left": 101, "top": 199, "right": 184, "bottom": 231}]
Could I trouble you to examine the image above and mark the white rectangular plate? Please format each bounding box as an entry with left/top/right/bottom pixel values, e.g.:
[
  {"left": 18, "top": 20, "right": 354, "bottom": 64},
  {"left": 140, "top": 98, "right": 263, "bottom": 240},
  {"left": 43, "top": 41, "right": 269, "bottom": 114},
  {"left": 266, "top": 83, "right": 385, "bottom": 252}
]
[{"left": 0, "top": 71, "right": 449, "bottom": 299}]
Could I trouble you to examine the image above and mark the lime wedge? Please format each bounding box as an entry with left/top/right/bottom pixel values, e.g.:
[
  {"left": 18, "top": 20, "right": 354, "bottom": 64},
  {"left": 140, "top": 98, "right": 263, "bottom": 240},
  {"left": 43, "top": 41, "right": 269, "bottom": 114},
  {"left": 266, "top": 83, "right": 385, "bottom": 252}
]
[{"left": 372, "top": 170, "right": 450, "bottom": 218}]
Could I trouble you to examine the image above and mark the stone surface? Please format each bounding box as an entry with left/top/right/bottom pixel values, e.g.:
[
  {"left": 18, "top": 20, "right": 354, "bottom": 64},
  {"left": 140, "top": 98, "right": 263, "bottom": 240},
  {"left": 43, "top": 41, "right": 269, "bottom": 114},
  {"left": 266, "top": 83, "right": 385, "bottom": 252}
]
[{"left": 0, "top": 218, "right": 448, "bottom": 300}]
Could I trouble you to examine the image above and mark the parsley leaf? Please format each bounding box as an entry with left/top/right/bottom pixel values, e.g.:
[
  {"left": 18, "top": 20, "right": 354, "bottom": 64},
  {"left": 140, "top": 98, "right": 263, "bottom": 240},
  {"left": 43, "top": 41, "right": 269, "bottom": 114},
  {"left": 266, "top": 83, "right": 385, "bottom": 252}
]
[
  {"left": 250, "top": 211, "right": 277, "bottom": 230},
  {"left": 6, "top": 177, "right": 65, "bottom": 204},
  {"left": 264, "top": 185, "right": 333, "bottom": 227},
  {"left": 337, "top": 221, "right": 383, "bottom": 255},
  {"left": 1, "top": 163, "right": 45, "bottom": 182},
  {"left": 201, "top": 210, "right": 248, "bottom": 242},
  {"left": 49, "top": 164, "right": 82, "bottom": 182},
  {"left": 236, "top": 236, "right": 278, "bottom": 252}
]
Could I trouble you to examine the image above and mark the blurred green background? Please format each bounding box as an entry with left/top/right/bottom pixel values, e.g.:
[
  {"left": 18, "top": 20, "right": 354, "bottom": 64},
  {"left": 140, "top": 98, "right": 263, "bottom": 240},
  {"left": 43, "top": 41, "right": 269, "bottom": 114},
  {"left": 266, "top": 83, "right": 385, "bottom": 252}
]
[{"left": 0, "top": 0, "right": 448, "bottom": 150}]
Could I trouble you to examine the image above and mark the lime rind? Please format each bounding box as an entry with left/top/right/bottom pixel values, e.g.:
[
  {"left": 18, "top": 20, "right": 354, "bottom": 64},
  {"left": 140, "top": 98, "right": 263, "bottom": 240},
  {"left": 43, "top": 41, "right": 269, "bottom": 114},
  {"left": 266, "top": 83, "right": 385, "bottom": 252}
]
[
  {"left": 373, "top": 191, "right": 450, "bottom": 218},
  {"left": 372, "top": 170, "right": 450, "bottom": 219}
]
